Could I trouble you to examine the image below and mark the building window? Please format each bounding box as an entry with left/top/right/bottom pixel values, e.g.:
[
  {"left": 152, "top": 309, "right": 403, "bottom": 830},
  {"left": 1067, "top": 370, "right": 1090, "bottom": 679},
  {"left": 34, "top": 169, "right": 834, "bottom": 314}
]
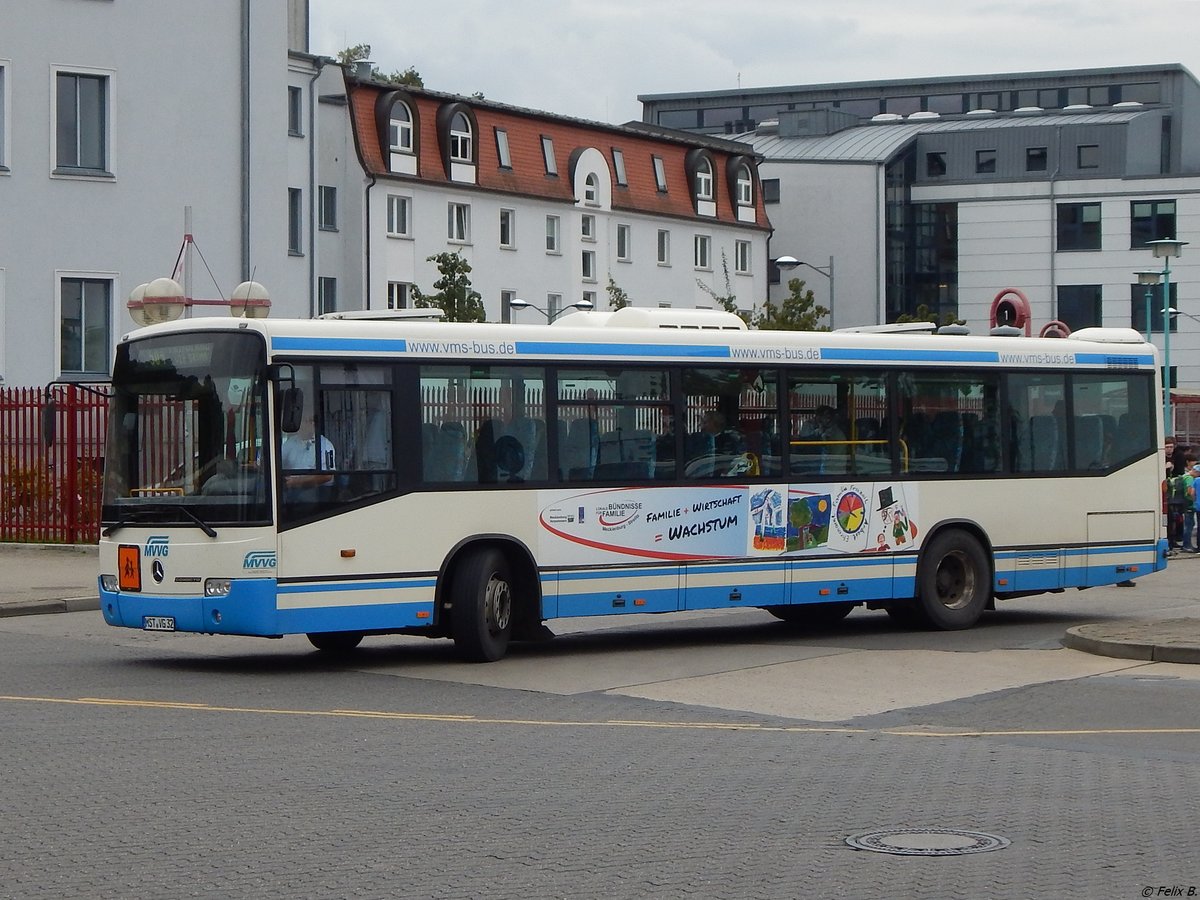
[
  {"left": 0, "top": 63, "right": 7, "bottom": 170},
  {"left": 582, "top": 250, "right": 596, "bottom": 281},
  {"left": 501, "top": 289, "right": 516, "bottom": 324},
  {"left": 612, "top": 148, "right": 627, "bottom": 185},
  {"left": 694, "top": 158, "right": 713, "bottom": 200},
  {"left": 288, "top": 188, "right": 303, "bottom": 254},
  {"left": 547, "top": 293, "right": 562, "bottom": 320},
  {"left": 499, "top": 208, "right": 516, "bottom": 249},
  {"left": 318, "top": 277, "right": 337, "bottom": 315},
  {"left": 1131, "top": 282, "right": 1178, "bottom": 333},
  {"left": 495, "top": 128, "right": 511, "bottom": 168},
  {"left": 386, "top": 194, "right": 411, "bottom": 237},
  {"left": 387, "top": 282, "right": 411, "bottom": 309},
  {"left": 546, "top": 215, "right": 560, "bottom": 253},
  {"left": 542, "top": 136, "right": 557, "bottom": 175},
  {"left": 581, "top": 214, "right": 595, "bottom": 241},
  {"left": 734, "top": 240, "right": 751, "bottom": 274},
  {"left": 1131, "top": 200, "right": 1176, "bottom": 248},
  {"left": 318, "top": 185, "right": 337, "bottom": 231},
  {"left": 448, "top": 202, "right": 471, "bottom": 243},
  {"left": 1026, "top": 146, "right": 1048, "bottom": 172},
  {"left": 389, "top": 102, "right": 413, "bottom": 154},
  {"left": 694, "top": 235, "right": 711, "bottom": 270},
  {"left": 652, "top": 155, "right": 667, "bottom": 192},
  {"left": 975, "top": 149, "right": 996, "bottom": 174},
  {"left": 449, "top": 112, "right": 472, "bottom": 162},
  {"left": 616, "top": 224, "right": 631, "bottom": 262},
  {"left": 1056, "top": 203, "right": 1101, "bottom": 252},
  {"left": 1077, "top": 144, "right": 1100, "bottom": 169},
  {"left": 762, "top": 178, "right": 780, "bottom": 204},
  {"left": 736, "top": 164, "right": 753, "bottom": 205},
  {"left": 287, "top": 85, "right": 303, "bottom": 136},
  {"left": 925, "top": 152, "right": 947, "bottom": 177},
  {"left": 59, "top": 277, "right": 111, "bottom": 375},
  {"left": 1057, "top": 285, "right": 1103, "bottom": 330},
  {"left": 583, "top": 173, "right": 599, "bottom": 205},
  {"left": 657, "top": 229, "right": 670, "bottom": 266},
  {"left": 582, "top": 290, "right": 597, "bottom": 308},
  {"left": 55, "top": 70, "right": 109, "bottom": 173}
]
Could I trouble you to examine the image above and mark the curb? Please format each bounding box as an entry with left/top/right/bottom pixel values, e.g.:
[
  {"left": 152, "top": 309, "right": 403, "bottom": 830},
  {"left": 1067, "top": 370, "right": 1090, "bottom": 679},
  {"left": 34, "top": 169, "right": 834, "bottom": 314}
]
[
  {"left": 1063, "top": 619, "right": 1200, "bottom": 665},
  {"left": 0, "top": 596, "right": 100, "bottom": 618}
]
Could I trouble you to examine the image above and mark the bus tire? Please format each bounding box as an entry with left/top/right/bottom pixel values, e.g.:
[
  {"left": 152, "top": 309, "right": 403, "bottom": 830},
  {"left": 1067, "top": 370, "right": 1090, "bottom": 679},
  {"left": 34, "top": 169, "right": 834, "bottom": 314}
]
[
  {"left": 307, "top": 631, "right": 363, "bottom": 653},
  {"left": 916, "top": 530, "right": 991, "bottom": 630},
  {"left": 451, "top": 547, "right": 513, "bottom": 662},
  {"left": 766, "top": 603, "right": 854, "bottom": 626}
]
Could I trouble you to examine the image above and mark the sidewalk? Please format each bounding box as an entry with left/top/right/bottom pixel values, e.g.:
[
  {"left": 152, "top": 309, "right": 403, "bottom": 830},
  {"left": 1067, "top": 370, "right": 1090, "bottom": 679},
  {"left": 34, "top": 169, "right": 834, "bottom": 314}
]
[
  {"left": 0, "top": 543, "right": 100, "bottom": 617},
  {"left": 2, "top": 541, "right": 1198, "bottom": 662}
]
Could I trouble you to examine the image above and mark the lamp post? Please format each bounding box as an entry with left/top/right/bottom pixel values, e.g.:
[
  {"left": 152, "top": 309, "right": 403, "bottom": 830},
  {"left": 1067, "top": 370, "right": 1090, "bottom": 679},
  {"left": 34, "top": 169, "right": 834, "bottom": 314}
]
[
  {"left": 509, "top": 297, "right": 594, "bottom": 322},
  {"left": 775, "top": 255, "right": 834, "bottom": 329},
  {"left": 1134, "top": 270, "right": 1162, "bottom": 342},
  {"left": 1146, "top": 239, "right": 1188, "bottom": 436}
]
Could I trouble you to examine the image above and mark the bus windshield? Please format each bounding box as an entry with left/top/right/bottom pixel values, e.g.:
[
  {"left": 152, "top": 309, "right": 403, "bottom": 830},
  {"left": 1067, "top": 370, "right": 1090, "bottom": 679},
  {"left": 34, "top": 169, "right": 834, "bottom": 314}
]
[{"left": 102, "top": 331, "right": 271, "bottom": 529}]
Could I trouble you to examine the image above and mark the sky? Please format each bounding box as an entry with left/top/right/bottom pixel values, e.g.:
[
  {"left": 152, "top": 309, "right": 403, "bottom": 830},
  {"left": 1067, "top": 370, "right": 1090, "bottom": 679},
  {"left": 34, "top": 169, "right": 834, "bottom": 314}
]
[{"left": 309, "top": 1, "right": 1200, "bottom": 126}]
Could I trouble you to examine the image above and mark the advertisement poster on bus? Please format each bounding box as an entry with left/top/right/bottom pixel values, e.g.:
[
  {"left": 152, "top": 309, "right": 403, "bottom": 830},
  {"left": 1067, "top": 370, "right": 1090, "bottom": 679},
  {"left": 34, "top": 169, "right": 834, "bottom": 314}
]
[{"left": 537, "top": 483, "right": 918, "bottom": 564}]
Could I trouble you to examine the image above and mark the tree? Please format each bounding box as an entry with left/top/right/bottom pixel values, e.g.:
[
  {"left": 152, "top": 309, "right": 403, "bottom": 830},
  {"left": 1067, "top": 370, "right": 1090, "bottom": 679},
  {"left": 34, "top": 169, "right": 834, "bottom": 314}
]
[
  {"left": 411, "top": 252, "right": 485, "bottom": 322},
  {"left": 606, "top": 274, "right": 631, "bottom": 310},
  {"left": 336, "top": 44, "right": 424, "bottom": 87},
  {"left": 895, "top": 303, "right": 964, "bottom": 328},
  {"left": 753, "top": 278, "right": 830, "bottom": 331},
  {"left": 696, "top": 252, "right": 749, "bottom": 322}
]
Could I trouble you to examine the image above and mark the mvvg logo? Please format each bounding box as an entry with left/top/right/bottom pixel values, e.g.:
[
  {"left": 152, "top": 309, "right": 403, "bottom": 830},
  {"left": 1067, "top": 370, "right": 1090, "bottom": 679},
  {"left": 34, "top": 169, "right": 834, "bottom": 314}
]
[
  {"left": 243, "top": 551, "right": 277, "bottom": 570},
  {"left": 145, "top": 536, "right": 170, "bottom": 558}
]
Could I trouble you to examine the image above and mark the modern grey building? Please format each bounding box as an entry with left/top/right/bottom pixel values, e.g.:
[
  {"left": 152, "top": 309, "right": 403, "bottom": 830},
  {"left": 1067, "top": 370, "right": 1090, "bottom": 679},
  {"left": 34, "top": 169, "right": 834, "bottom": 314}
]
[{"left": 641, "top": 66, "right": 1200, "bottom": 394}]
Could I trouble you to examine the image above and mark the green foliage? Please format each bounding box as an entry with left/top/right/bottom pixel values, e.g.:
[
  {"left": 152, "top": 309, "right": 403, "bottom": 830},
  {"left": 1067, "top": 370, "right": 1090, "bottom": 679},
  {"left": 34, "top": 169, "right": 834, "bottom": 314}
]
[
  {"left": 695, "top": 252, "right": 743, "bottom": 317},
  {"left": 606, "top": 274, "right": 631, "bottom": 310},
  {"left": 412, "top": 252, "right": 486, "bottom": 322},
  {"left": 895, "top": 303, "right": 964, "bottom": 327},
  {"left": 754, "top": 278, "right": 830, "bottom": 331},
  {"left": 336, "top": 44, "right": 424, "bottom": 87}
]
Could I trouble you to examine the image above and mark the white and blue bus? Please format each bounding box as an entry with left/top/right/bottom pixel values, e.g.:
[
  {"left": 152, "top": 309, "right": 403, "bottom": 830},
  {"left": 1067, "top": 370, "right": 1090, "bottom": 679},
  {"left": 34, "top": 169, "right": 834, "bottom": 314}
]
[{"left": 98, "top": 307, "right": 1167, "bottom": 660}]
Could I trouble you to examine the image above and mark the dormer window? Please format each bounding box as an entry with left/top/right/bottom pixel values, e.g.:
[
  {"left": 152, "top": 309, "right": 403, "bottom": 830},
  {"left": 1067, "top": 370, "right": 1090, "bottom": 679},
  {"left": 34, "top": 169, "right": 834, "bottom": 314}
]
[
  {"left": 390, "top": 103, "right": 413, "bottom": 154},
  {"left": 583, "top": 172, "right": 599, "bottom": 205},
  {"left": 450, "top": 112, "right": 472, "bottom": 162},
  {"left": 736, "top": 163, "right": 753, "bottom": 206},
  {"left": 695, "top": 158, "right": 714, "bottom": 201}
]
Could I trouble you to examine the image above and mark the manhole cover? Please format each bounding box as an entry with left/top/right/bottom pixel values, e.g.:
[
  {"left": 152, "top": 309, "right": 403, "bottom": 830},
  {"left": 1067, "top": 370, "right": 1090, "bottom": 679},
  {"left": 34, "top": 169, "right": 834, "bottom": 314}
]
[{"left": 846, "top": 828, "right": 1010, "bottom": 856}]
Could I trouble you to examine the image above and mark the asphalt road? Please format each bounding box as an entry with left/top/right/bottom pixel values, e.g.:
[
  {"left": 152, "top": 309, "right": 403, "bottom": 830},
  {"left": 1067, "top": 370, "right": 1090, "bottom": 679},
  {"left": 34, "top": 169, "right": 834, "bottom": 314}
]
[{"left": 1, "top": 562, "right": 1198, "bottom": 898}]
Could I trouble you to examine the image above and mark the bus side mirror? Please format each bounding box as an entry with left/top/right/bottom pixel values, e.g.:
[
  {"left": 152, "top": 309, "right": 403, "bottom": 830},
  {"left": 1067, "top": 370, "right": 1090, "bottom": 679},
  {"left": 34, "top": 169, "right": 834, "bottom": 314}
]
[
  {"left": 41, "top": 397, "right": 57, "bottom": 446},
  {"left": 280, "top": 387, "right": 304, "bottom": 434}
]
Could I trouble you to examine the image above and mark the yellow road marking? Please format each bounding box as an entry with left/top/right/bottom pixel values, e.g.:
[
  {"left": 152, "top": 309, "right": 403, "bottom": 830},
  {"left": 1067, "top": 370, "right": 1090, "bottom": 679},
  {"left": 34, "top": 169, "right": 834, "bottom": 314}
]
[{"left": 1, "top": 694, "right": 1197, "bottom": 737}]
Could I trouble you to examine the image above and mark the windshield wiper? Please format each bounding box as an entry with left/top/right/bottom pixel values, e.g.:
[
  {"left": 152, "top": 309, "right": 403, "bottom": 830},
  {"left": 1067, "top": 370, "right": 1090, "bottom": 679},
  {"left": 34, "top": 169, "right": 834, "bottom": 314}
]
[
  {"left": 101, "top": 516, "right": 132, "bottom": 538},
  {"left": 179, "top": 505, "right": 219, "bottom": 539}
]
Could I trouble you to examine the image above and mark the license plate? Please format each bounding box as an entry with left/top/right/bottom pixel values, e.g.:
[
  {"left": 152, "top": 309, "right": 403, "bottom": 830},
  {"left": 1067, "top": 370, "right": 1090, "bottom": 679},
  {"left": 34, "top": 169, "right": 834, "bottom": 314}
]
[{"left": 142, "top": 616, "right": 176, "bottom": 632}]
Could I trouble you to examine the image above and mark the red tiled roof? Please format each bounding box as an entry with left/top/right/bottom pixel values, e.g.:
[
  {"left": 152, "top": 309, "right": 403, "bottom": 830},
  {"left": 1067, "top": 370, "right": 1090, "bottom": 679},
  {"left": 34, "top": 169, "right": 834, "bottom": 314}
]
[{"left": 346, "top": 81, "right": 769, "bottom": 230}]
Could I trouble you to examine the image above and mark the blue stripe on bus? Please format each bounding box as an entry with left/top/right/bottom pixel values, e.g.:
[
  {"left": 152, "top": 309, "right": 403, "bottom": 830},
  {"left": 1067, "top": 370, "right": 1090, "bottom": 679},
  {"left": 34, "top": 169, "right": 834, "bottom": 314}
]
[
  {"left": 271, "top": 337, "right": 409, "bottom": 353},
  {"left": 821, "top": 348, "right": 1001, "bottom": 363},
  {"left": 513, "top": 341, "right": 731, "bottom": 358},
  {"left": 278, "top": 578, "right": 437, "bottom": 594},
  {"left": 1073, "top": 353, "right": 1155, "bottom": 366}
]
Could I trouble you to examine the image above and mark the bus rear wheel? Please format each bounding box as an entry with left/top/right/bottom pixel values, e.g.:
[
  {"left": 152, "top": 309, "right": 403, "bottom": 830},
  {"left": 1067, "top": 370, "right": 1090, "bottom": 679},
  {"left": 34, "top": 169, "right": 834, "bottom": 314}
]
[
  {"left": 766, "top": 603, "right": 854, "bottom": 626},
  {"left": 451, "top": 547, "right": 514, "bottom": 662},
  {"left": 307, "top": 631, "right": 364, "bottom": 653},
  {"left": 915, "top": 530, "right": 990, "bottom": 630}
]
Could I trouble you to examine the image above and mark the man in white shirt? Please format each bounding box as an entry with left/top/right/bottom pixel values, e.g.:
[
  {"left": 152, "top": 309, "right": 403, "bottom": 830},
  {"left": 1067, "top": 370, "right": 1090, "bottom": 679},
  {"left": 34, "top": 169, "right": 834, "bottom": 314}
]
[{"left": 281, "top": 415, "right": 336, "bottom": 494}]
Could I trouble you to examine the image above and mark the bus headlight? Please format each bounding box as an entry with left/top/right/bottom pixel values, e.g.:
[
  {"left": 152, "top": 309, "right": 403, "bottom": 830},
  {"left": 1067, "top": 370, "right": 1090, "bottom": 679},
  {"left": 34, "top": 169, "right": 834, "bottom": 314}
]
[
  {"left": 100, "top": 575, "right": 118, "bottom": 592},
  {"left": 204, "top": 578, "right": 232, "bottom": 597}
]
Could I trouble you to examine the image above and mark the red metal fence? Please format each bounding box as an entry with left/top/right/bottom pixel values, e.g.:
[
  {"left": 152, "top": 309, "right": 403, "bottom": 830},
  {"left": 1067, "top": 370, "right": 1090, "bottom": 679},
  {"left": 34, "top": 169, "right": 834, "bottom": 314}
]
[{"left": 1, "top": 384, "right": 110, "bottom": 544}]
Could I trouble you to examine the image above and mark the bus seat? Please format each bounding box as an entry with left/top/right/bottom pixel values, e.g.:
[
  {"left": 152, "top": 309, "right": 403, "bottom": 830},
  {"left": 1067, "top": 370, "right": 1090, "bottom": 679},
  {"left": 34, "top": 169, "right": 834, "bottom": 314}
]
[
  {"left": 1029, "top": 414, "right": 1060, "bottom": 471},
  {"left": 1075, "top": 414, "right": 1105, "bottom": 469},
  {"left": 421, "top": 423, "right": 438, "bottom": 479},
  {"left": 563, "top": 418, "right": 599, "bottom": 479},
  {"left": 504, "top": 416, "right": 545, "bottom": 481},
  {"left": 931, "top": 410, "right": 964, "bottom": 472},
  {"left": 435, "top": 421, "right": 470, "bottom": 481}
]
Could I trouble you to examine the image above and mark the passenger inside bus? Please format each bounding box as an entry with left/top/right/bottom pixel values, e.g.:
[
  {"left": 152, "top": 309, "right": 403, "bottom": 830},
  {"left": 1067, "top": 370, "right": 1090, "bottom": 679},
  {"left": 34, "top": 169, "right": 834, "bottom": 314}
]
[{"left": 281, "top": 413, "right": 336, "bottom": 499}]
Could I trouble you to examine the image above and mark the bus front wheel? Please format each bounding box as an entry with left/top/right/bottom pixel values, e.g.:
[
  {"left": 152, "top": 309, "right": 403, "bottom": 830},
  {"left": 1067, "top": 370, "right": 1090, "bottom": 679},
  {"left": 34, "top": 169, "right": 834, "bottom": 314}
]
[
  {"left": 916, "top": 530, "right": 990, "bottom": 630},
  {"left": 451, "top": 547, "right": 514, "bottom": 662}
]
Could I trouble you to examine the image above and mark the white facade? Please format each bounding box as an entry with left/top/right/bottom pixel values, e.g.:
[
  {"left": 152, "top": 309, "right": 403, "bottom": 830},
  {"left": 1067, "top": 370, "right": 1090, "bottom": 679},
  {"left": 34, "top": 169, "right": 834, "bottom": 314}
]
[{"left": 0, "top": 0, "right": 302, "bottom": 387}]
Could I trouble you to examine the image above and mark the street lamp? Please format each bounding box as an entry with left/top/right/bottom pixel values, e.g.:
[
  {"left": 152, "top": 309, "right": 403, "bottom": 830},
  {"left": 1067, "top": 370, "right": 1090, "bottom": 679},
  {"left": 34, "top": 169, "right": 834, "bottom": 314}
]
[
  {"left": 775, "top": 255, "right": 834, "bottom": 328},
  {"left": 1134, "top": 270, "right": 1162, "bottom": 342},
  {"left": 509, "top": 297, "right": 594, "bottom": 322},
  {"left": 1146, "top": 239, "right": 1188, "bottom": 436}
]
